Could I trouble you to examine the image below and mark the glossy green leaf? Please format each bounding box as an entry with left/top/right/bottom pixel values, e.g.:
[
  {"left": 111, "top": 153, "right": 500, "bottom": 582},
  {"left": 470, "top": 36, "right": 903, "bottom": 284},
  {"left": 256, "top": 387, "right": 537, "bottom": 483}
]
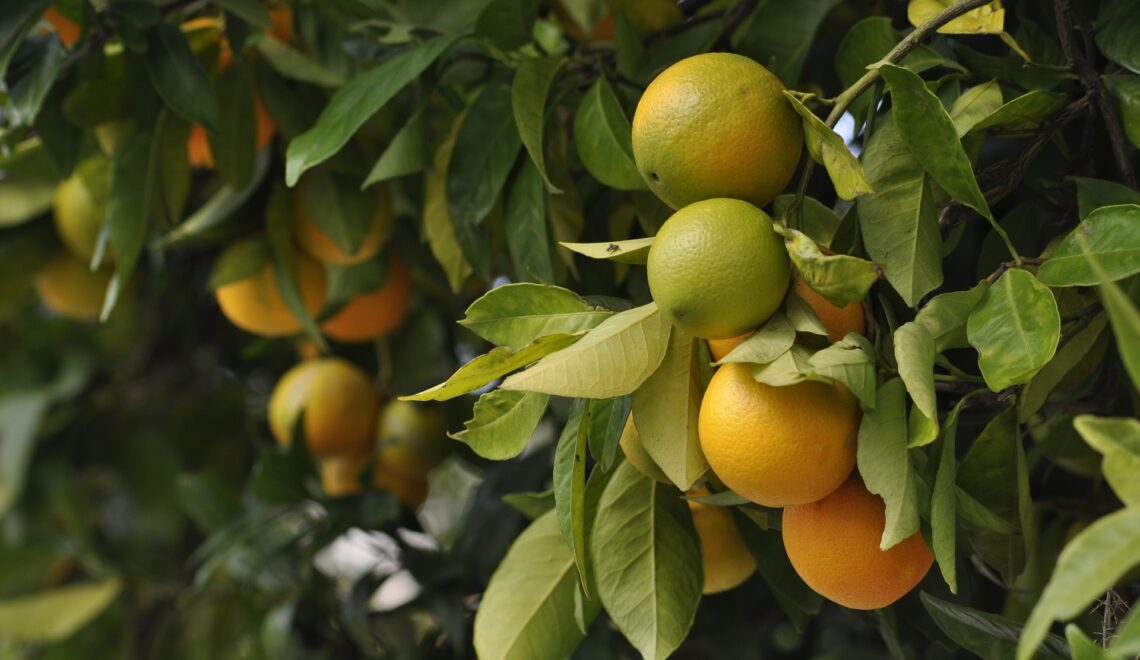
[
  {"left": 208, "top": 236, "right": 271, "bottom": 289},
  {"left": 1072, "top": 176, "right": 1140, "bottom": 220},
  {"left": 1109, "top": 602, "right": 1140, "bottom": 656},
  {"left": 1104, "top": 75, "right": 1140, "bottom": 149},
  {"left": 0, "top": 0, "right": 50, "bottom": 80},
  {"left": 717, "top": 312, "right": 795, "bottom": 365},
  {"left": 424, "top": 118, "right": 474, "bottom": 292},
  {"left": 252, "top": 33, "right": 344, "bottom": 87},
  {"left": 452, "top": 390, "right": 550, "bottom": 460},
  {"left": 857, "top": 116, "right": 943, "bottom": 305},
  {"left": 1073, "top": 415, "right": 1140, "bottom": 508},
  {"left": 554, "top": 401, "right": 591, "bottom": 594},
  {"left": 447, "top": 79, "right": 523, "bottom": 232},
  {"left": 300, "top": 169, "right": 376, "bottom": 257},
  {"left": 631, "top": 328, "right": 708, "bottom": 490},
  {"left": 573, "top": 76, "right": 644, "bottom": 190},
  {"left": 500, "top": 303, "right": 670, "bottom": 398},
  {"left": 0, "top": 579, "right": 121, "bottom": 643},
  {"left": 1020, "top": 313, "right": 1108, "bottom": 422},
  {"left": 1096, "top": 0, "right": 1140, "bottom": 74},
  {"left": 735, "top": 516, "right": 823, "bottom": 624},
  {"left": 967, "top": 269, "right": 1060, "bottom": 391},
  {"left": 460, "top": 283, "right": 612, "bottom": 348},
  {"left": 560, "top": 238, "right": 654, "bottom": 264},
  {"left": 878, "top": 63, "right": 992, "bottom": 221},
  {"left": 587, "top": 396, "right": 631, "bottom": 473},
  {"left": 405, "top": 333, "right": 582, "bottom": 402},
  {"left": 970, "top": 90, "right": 1067, "bottom": 133},
  {"left": 505, "top": 159, "right": 555, "bottom": 283},
  {"left": 749, "top": 345, "right": 815, "bottom": 388},
  {"left": 6, "top": 34, "right": 66, "bottom": 127},
  {"left": 476, "top": 0, "right": 540, "bottom": 49},
  {"left": 785, "top": 289, "right": 828, "bottom": 336},
  {"left": 473, "top": 511, "right": 599, "bottom": 660},
  {"left": 102, "top": 128, "right": 155, "bottom": 321},
  {"left": 948, "top": 80, "right": 1002, "bottom": 136},
  {"left": 773, "top": 195, "right": 842, "bottom": 248},
  {"left": 856, "top": 378, "right": 918, "bottom": 550},
  {"left": 1078, "top": 235, "right": 1140, "bottom": 391},
  {"left": 264, "top": 185, "right": 326, "bottom": 350},
  {"left": 894, "top": 322, "right": 937, "bottom": 420},
  {"left": 210, "top": 60, "right": 257, "bottom": 190},
  {"left": 921, "top": 593, "right": 1070, "bottom": 660},
  {"left": 503, "top": 490, "right": 556, "bottom": 520},
  {"left": 915, "top": 283, "right": 989, "bottom": 351},
  {"left": 908, "top": 0, "right": 1005, "bottom": 34},
  {"left": 807, "top": 334, "right": 878, "bottom": 411},
  {"left": 734, "top": 0, "right": 841, "bottom": 86},
  {"left": 931, "top": 395, "right": 973, "bottom": 593},
  {"left": 1017, "top": 507, "right": 1140, "bottom": 660},
  {"left": 590, "top": 461, "right": 701, "bottom": 660},
  {"left": 362, "top": 111, "right": 429, "bottom": 186},
  {"left": 775, "top": 224, "right": 878, "bottom": 307},
  {"left": 286, "top": 36, "right": 455, "bottom": 185},
  {"left": 784, "top": 93, "right": 872, "bottom": 200},
  {"left": 0, "top": 392, "right": 51, "bottom": 516},
  {"left": 1038, "top": 205, "right": 1140, "bottom": 286},
  {"left": 511, "top": 56, "right": 564, "bottom": 192},
  {"left": 145, "top": 23, "right": 219, "bottom": 132}
]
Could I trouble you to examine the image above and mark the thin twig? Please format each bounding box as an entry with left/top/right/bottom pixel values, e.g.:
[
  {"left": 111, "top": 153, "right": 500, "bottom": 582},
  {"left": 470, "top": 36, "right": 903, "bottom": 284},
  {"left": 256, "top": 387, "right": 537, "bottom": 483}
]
[{"left": 1053, "top": 0, "right": 1137, "bottom": 188}]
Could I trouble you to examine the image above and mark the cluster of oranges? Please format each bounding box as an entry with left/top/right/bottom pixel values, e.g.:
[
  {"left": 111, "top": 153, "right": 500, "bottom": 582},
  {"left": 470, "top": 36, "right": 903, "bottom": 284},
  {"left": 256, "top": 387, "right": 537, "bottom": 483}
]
[
  {"left": 36, "top": 6, "right": 446, "bottom": 510},
  {"left": 630, "top": 53, "right": 932, "bottom": 608}
]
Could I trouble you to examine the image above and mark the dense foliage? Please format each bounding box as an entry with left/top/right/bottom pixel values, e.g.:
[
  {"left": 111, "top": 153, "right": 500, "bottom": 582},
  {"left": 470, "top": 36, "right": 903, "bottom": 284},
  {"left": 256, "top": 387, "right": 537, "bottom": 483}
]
[{"left": 1, "top": 0, "right": 1139, "bottom": 658}]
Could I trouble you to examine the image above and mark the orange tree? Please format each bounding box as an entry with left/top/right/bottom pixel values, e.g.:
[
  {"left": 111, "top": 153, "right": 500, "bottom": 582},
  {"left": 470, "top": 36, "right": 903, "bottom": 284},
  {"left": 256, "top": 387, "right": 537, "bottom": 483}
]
[{"left": 0, "top": 0, "right": 1139, "bottom": 657}]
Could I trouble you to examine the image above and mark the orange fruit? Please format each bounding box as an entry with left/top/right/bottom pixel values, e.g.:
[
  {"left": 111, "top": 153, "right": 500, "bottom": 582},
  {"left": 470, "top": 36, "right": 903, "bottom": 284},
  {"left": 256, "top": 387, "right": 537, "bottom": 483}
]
[
  {"left": 375, "top": 400, "right": 451, "bottom": 479},
  {"left": 321, "top": 454, "right": 371, "bottom": 497},
  {"left": 34, "top": 252, "right": 111, "bottom": 321},
  {"left": 374, "top": 461, "right": 429, "bottom": 510},
  {"left": 267, "top": 5, "right": 293, "bottom": 42},
  {"left": 794, "top": 276, "right": 865, "bottom": 344},
  {"left": 321, "top": 255, "right": 412, "bottom": 343},
  {"left": 647, "top": 199, "right": 789, "bottom": 339},
  {"left": 268, "top": 357, "right": 379, "bottom": 457},
  {"left": 187, "top": 98, "right": 276, "bottom": 169},
  {"left": 607, "top": 0, "right": 683, "bottom": 32},
  {"left": 782, "top": 476, "right": 933, "bottom": 609},
  {"left": 631, "top": 53, "right": 802, "bottom": 210},
  {"left": 43, "top": 7, "right": 81, "bottom": 47},
  {"left": 53, "top": 164, "right": 109, "bottom": 263},
  {"left": 551, "top": 2, "right": 615, "bottom": 42},
  {"left": 688, "top": 489, "right": 756, "bottom": 594},
  {"left": 293, "top": 181, "right": 393, "bottom": 266},
  {"left": 214, "top": 241, "right": 326, "bottom": 337},
  {"left": 698, "top": 363, "right": 858, "bottom": 506},
  {"left": 708, "top": 330, "right": 755, "bottom": 362}
]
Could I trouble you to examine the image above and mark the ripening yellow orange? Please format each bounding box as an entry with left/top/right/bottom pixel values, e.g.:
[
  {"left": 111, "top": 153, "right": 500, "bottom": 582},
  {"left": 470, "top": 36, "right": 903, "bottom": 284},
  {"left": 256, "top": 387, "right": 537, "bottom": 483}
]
[
  {"left": 34, "top": 252, "right": 112, "bottom": 322},
  {"left": 794, "top": 276, "right": 865, "bottom": 344},
  {"left": 268, "top": 357, "right": 379, "bottom": 458},
  {"left": 321, "top": 255, "right": 412, "bottom": 343},
  {"left": 293, "top": 182, "right": 393, "bottom": 266},
  {"left": 782, "top": 476, "right": 934, "bottom": 610},
  {"left": 376, "top": 400, "right": 451, "bottom": 479},
  {"left": 214, "top": 241, "right": 326, "bottom": 337},
  {"left": 688, "top": 489, "right": 756, "bottom": 594}
]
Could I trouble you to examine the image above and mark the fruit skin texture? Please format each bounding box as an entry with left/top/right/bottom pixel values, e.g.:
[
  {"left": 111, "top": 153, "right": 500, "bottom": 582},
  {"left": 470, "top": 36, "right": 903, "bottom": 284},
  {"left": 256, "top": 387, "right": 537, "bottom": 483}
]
[
  {"left": 214, "top": 242, "right": 326, "bottom": 337},
  {"left": 321, "top": 255, "right": 412, "bottom": 343},
  {"left": 34, "top": 252, "right": 112, "bottom": 321},
  {"left": 53, "top": 168, "right": 108, "bottom": 263},
  {"left": 688, "top": 492, "right": 757, "bottom": 594},
  {"left": 708, "top": 330, "right": 755, "bottom": 362},
  {"left": 632, "top": 53, "right": 802, "bottom": 210},
  {"left": 376, "top": 400, "right": 451, "bottom": 479},
  {"left": 294, "top": 181, "right": 393, "bottom": 266},
  {"left": 782, "top": 476, "right": 934, "bottom": 610},
  {"left": 647, "top": 199, "right": 790, "bottom": 339},
  {"left": 794, "top": 276, "right": 865, "bottom": 344},
  {"left": 268, "top": 357, "right": 379, "bottom": 458},
  {"left": 698, "top": 363, "right": 858, "bottom": 506}
]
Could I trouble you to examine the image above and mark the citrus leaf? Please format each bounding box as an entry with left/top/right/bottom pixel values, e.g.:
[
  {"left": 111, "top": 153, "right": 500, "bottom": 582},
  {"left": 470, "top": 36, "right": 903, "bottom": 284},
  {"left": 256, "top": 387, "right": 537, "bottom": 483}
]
[
  {"left": 553, "top": 402, "right": 592, "bottom": 594},
  {"left": 785, "top": 293, "right": 828, "bottom": 336},
  {"left": 476, "top": 0, "right": 541, "bottom": 50},
  {"left": 921, "top": 593, "right": 1070, "bottom": 660},
  {"left": 749, "top": 344, "right": 814, "bottom": 387},
  {"left": 459, "top": 283, "right": 613, "bottom": 348},
  {"left": 0, "top": 392, "right": 51, "bottom": 517},
  {"left": 783, "top": 92, "right": 872, "bottom": 200},
  {"left": 590, "top": 461, "right": 701, "bottom": 660},
  {"left": 915, "top": 283, "right": 989, "bottom": 351},
  {"left": 907, "top": 406, "right": 939, "bottom": 448},
  {"left": 631, "top": 328, "right": 708, "bottom": 490},
  {"left": 300, "top": 169, "right": 376, "bottom": 257},
  {"left": 948, "top": 80, "right": 1003, "bottom": 137},
  {"left": 573, "top": 75, "right": 644, "bottom": 190},
  {"left": 362, "top": 111, "right": 429, "bottom": 187},
  {"left": 285, "top": 36, "right": 456, "bottom": 185},
  {"left": 1072, "top": 176, "right": 1140, "bottom": 220},
  {"left": 970, "top": 90, "right": 1067, "bottom": 133},
  {"left": 856, "top": 378, "right": 919, "bottom": 550},
  {"left": 931, "top": 395, "right": 974, "bottom": 593},
  {"left": 773, "top": 195, "right": 842, "bottom": 248},
  {"left": 907, "top": 0, "right": 1005, "bottom": 34},
  {"left": 956, "top": 487, "right": 1016, "bottom": 535},
  {"left": 404, "top": 333, "right": 582, "bottom": 402},
  {"left": 560, "top": 238, "right": 654, "bottom": 264},
  {"left": 894, "top": 322, "right": 937, "bottom": 420},
  {"left": 102, "top": 127, "right": 156, "bottom": 321},
  {"left": 251, "top": 33, "right": 344, "bottom": 87},
  {"left": 0, "top": 579, "right": 121, "bottom": 643},
  {"left": 807, "top": 334, "right": 878, "bottom": 411},
  {"left": 967, "top": 269, "right": 1060, "bottom": 391},
  {"left": 1096, "top": 0, "right": 1140, "bottom": 74},
  {"left": 447, "top": 79, "right": 522, "bottom": 231},
  {"left": 1019, "top": 313, "right": 1108, "bottom": 422},
  {"left": 145, "top": 23, "right": 219, "bottom": 132},
  {"left": 878, "top": 63, "right": 993, "bottom": 222},
  {"left": 733, "top": 0, "right": 842, "bottom": 86},
  {"left": 1073, "top": 415, "right": 1140, "bottom": 508},
  {"left": 857, "top": 116, "right": 943, "bottom": 306},
  {"left": 512, "top": 56, "right": 564, "bottom": 192},
  {"left": 1077, "top": 234, "right": 1140, "bottom": 391},
  {"left": 502, "top": 490, "right": 555, "bottom": 520},
  {"left": 424, "top": 118, "right": 474, "bottom": 292},
  {"left": 208, "top": 236, "right": 271, "bottom": 290},
  {"left": 473, "top": 511, "right": 599, "bottom": 660},
  {"left": 452, "top": 390, "right": 550, "bottom": 460},
  {"left": 1017, "top": 507, "right": 1140, "bottom": 660},
  {"left": 717, "top": 312, "right": 795, "bottom": 365},
  {"left": 587, "top": 396, "right": 631, "bottom": 473},
  {"left": 505, "top": 159, "right": 554, "bottom": 283},
  {"left": 1038, "top": 205, "right": 1140, "bottom": 287},
  {"left": 774, "top": 224, "right": 878, "bottom": 306},
  {"left": 1105, "top": 74, "right": 1140, "bottom": 150},
  {"left": 500, "top": 303, "right": 670, "bottom": 398}
]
